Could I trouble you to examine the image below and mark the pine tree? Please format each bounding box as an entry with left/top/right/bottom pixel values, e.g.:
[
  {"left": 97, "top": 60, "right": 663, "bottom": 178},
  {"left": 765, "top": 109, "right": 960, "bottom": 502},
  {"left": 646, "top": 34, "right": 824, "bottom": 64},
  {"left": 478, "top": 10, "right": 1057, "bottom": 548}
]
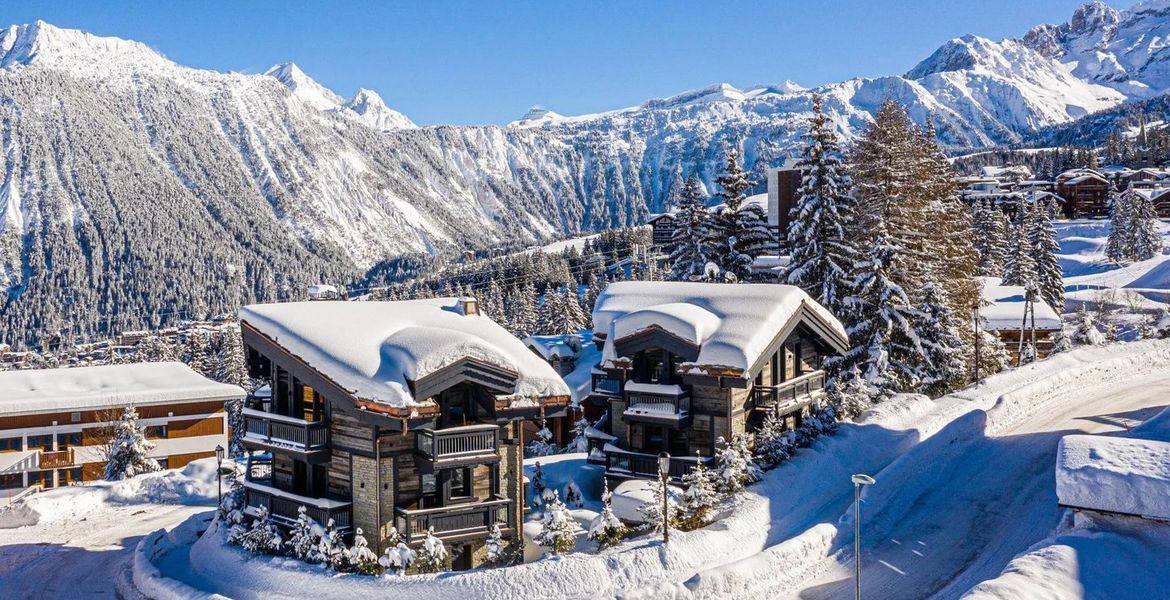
[
  {"left": 706, "top": 149, "right": 772, "bottom": 281},
  {"left": 216, "top": 328, "right": 249, "bottom": 388},
  {"left": 587, "top": 478, "right": 628, "bottom": 549},
  {"left": 104, "top": 405, "right": 162, "bottom": 480},
  {"left": 638, "top": 473, "right": 679, "bottom": 536},
  {"left": 1130, "top": 189, "right": 1163, "bottom": 261},
  {"left": 1029, "top": 198, "right": 1065, "bottom": 313},
  {"left": 240, "top": 505, "right": 283, "bottom": 554},
  {"left": 378, "top": 527, "right": 416, "bottom": 575},
  {"left": 1105, "top": 186, "right": 1133, "bottom": 263},
  {"left": 286, "top": 505, "right": 323, "bottom": 562},
  {"left": 669, "top": 175, "right": 711, "bottom": 281},
  {"left": 785, "top": 93, "right": 859, "bottom": 314},
  {"left": 535, "top": 491, "right": 578, "bottom": 555},
  {"left": 320, "top": 518, "right": 346, "bottom": 571},
  {"left": 753, "top": 406, "right": 796, "bottom": 468},
  {"left": 525, "top": 419, "right": 558, "bottom": 457},
  {"left": 413, "top": 528, "right": 449, "bottom": 573},
  {"left": 564, "top": 416, "right": 590, "bottom": 453},
  {"left": 484, "top": 524, "right": 507, "bottom": 566},
  {"left": 973, "top": 200, "right": 1008, "bottom": 277},
  {"left": 1072, "top": 306, "right": 1106, "bottom": 345},
  {"left": 713, "top": 434, "right": 761, "bottom": 494},
  {"left": 184, "top": 328, "right": 212, "bottom": 376},
  {"left": 563, "top": 479, "right": 584, "bottom": 508},
  {"left": 679, "top": 454, "right": 719, "bottom": 530},
  {"left": 1003, "top": 204, "right": 1037, "bottom": 287},
  {"left": 917, "top": 279, "right": 968, "bottom": 396}
]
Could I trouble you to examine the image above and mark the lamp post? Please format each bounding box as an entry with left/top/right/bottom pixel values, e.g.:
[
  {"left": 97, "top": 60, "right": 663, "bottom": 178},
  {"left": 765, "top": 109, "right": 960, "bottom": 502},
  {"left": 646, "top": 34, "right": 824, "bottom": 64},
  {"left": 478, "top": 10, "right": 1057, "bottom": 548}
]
[
  {"left": 851, "top": 473, "right": 876, "bottom": 600},
  {"left": 657, "top": 451, "right": 671, "bottom": 545},
  {"left": 214, "top": 444, "right": 225, "bottom": 507},
  {"left": 972, "top": 303, "right": 981, "bottom": 386}
]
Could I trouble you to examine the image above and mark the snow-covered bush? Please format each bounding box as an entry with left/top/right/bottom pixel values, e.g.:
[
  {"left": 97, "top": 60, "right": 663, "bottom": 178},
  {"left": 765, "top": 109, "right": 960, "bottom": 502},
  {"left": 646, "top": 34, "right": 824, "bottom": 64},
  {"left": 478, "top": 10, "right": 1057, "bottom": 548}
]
[
  {"left": 754, "top": 408, "right": 796, "bottom": 468},
  {"left": 414, "top": 528, "right": 449, "bottom": 573},
  {"left": 535, "top": 491, "right": 578, "bottom": 556},
  {"left": 587, "top": 479, "right": 627, "bottom": 549},
  {"left": 320, "top": 518, "right": 347, "bottom": 571},
  {"left": 1018, "top": 342, "right": 1037, "bottom": 365},
  {"left": 637, "top": 474, "right": 679, "bottom": 536},
  {"left": 807, "top": 403, "right": 839, "bottom": 435},
  {"left": 349, "top": 529, "right": 382, "bottom": 575},
  {"left": 714, "top": 435, "right": 761, "bottom": 495},
  {"left": 563, "top": 479, "right": 584, "bottom": 508},
  {"left": 104, "top": 405, "right": 161, "bottom": 480},
  {"left": 484, "top": 523, "right": 506, "bottom": 566},
  {"left": 240, "top": 505, "right": 283, "bottom": 554},
  {"left": 286, "top": 505, "right": 324, "bottom": 562},
  {"left": 679, "top": 457, "right": 719, "bottom": 530},
  {"left": 525, "top": 418, "right": 558, "bottom": 457},
  {"left": 1072, "top": 306, "right": 1106, "bottom": 346},
  {"left": 378, "top": 527, "right": 416, "bottom": 576},
  {"left": 564, "top": 417, "right": 591, "bottom": 453},
  {"left": 530, "top": 461, "right": 547, "bottom": 510}
]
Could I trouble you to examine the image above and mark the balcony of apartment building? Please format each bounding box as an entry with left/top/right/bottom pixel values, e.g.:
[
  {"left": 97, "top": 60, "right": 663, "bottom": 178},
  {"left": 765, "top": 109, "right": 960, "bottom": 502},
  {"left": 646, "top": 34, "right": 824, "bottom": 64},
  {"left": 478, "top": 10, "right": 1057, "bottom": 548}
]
[
  {"left": 240, "top": 452, "right": 352, "bottom": 531},
  {"left": 241, "top": 376, "right": 330, "bottom": 459},
  {"left": 622, "top": 382, "right": 692, "bottom": 427}
]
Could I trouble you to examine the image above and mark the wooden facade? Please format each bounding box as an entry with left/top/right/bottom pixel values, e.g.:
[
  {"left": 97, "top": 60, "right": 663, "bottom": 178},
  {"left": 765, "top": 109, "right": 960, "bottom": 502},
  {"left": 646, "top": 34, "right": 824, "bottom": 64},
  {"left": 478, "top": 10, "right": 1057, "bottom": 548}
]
[
  {"left": 1056, "top": 174, "right": 1110, "bottom": 218},
  {"left": 239, "top": 318, "right": 565, "bottom": 570}
]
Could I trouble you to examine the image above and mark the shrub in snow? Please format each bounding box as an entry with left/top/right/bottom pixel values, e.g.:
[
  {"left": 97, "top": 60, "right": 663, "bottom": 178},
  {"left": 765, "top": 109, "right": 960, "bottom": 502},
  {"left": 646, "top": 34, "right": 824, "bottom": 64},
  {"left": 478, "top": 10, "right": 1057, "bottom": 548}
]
[
  {"left": 414, "top": 528, "right": 449, "bottom": 573},
  {"left": 1072, "top": 306, "right": 1106, "bottom": 346},
  {"left": 754, "top": 408, "right": 796, "bottom": 468},
  {"left": 563, "top": 479, "right": 584, "bottom": 508},
  {"left": 564, "top": 417, "right": 591, "bottom": 453},
  {"left": 587, "top": 479, "right": 627, "bottom": 549},
  {"left": 637, "top": 474, "right": 679, "bottom": 537},
  {"left": 1050, "top": 326, "right": 1072, "bottom": 354},
  {"left": 240, "top": 505, "right": 283, "bottom": 554},
  {"left": 714, "top": 435, "right": 760, "bottom": 495},
  {"left": 535, "top": 491, "right": 579, "bottom": 556},
  {"left": 679, "top": 456, "right": 719, "bottom": 530},
  {"left": 286, "top": 505, "right": 324, "bottom": 562},
  {"left": 807, "top": 403, "right": 839, "bottom": 435},
  {"left": 530, "top": 461, "right": 547, "bottom": 510},
  {"left": 320, "top": 518, "right": 347, "bottom": 571},
  {"left": 104, "top": 405, "right": 162, "bottom": 481},
  {"left": 1018, "top": 342, "right": 1037, "bottom": 365},
  {"left": 349, "top": 529, "right": 382, "bottom": 575},
  {"left": 525, "top": 418, "right": 558, "bottom": 457},
  {"left": 378, "top": 527, "right": 416, "bottom": 576},
  {"left": 483, "top": 523, "right": 507, "bottom": 566}
]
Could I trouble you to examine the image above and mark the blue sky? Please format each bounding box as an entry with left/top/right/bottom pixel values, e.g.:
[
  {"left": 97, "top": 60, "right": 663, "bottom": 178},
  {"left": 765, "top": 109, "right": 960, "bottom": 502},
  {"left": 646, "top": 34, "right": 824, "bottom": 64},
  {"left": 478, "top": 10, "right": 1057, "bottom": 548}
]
[{"left": 9, "top": 0, "right": 1135, "bottom": 125}]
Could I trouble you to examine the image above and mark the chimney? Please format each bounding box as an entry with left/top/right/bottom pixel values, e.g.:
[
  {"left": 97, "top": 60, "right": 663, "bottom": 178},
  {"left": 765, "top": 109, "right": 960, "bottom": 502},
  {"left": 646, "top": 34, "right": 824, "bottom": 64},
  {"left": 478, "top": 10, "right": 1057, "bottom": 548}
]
[{"left": 457, "top": 297, "right": 479, "bottom": 316}]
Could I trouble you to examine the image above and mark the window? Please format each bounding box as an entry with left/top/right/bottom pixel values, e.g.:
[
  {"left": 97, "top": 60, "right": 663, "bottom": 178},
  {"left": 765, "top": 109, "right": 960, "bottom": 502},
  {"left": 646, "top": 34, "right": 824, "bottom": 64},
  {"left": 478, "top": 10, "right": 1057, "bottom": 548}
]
[
  {"left": 0, "top": 437, "right": 21, "bottom": 453},
  {"left": 0, "top": 473, "right": 21, "bottom": 490},
  {"left": 27, "top": 435, "right": 54, "bottom": 451},
  {"left": 144, "top": 425, "right": 168, "bottom": 440},
  {"left": 156, "top": 458, "right": 169, "bottom": 470},
  {"left": 449, "top": 467, "right": 472, "bottom": 501},
  {"left": 56, "top": 432, "right": 81, "bottom": 448},
  {"left": 70, "top": 412, "right": 81, "bottom": 423},
  {"left": 421, "top": 473, "right": 437, "bottom": 496},
  {"left": 58, "top": 467, "right": 83, "bottom": 485},
  {"left": 28, "top": 470, "right": 54, "bottom": 489}
]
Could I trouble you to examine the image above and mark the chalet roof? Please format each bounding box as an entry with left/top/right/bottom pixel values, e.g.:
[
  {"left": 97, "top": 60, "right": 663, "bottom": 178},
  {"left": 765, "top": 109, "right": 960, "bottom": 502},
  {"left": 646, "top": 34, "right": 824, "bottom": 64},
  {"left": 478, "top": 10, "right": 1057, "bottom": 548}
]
[
  {"left": 0, "top": 362, "right": 243, "bottom": 417},
  {"left": 1057, "top": 434, "right": 1170, "bottom": 520},
  {"left": 592, "top": 281, "right": 847, "bottom": 377},
  {"left": 646, "top": 213, "right": 676, "bottom": 223},
  {"left": 1062, "top": 174, "right": 1108, "bottom": 186},
  {"left": 240, "top": 299, "right": 571, "bottom": 410},
  {"left": 979, "top": 278, "right": 1063, "bottom": 331}
]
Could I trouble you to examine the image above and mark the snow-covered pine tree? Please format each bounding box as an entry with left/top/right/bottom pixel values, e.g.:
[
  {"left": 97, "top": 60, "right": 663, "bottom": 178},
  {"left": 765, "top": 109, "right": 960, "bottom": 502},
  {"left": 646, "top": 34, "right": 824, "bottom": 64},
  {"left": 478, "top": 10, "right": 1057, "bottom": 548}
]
[
  {"left": 1002, "top": 203, "right": 1037, "bottom": 287},
  {"left": 1130, "top": 188, "right": 1163, "bottom": 261},
  {"left": 530, "top": 461, "right": 547, "bottom": 511},
  {"left": 972, "top": 200, "right": 1007, "bottom": 277},
  {"left": 785, "top": 93, "right": 859, "bottom": 314},
  {"left": 564, "top": 416, "right": 590, "bottom": 453},
  {"left": 669, "top": 175, "right": 712, "bottom": 281},
  {"left": 587, "top": 478, "right": 628, "bottom": 549},
  {"left": 414, "top": 528, "right": 449, "bottom": 573},
  {"left": 637, "top": 472, "right": 678, "bottom": 536},
  {"left": 241, "top": 505, "right": 283, "bottom": 554},
  {"left": 525, "top": 419, "right": 558, "bottom": 457},
  {"left": 753, "top": 405, "right": 796, "bottom": 468},
  {"left": 104, "top": 405, "right": 162, "bottom": 480},
  {"left": 1105, "top": 186, "right": 1133, "bottom": 264},
  {"left": 1029, "top": 197, "right": 1065, "bottom": 314},
  {"left": 563, "top": 479, "right": 584, "bottom": 508},
  {"left": 484, "top": 523, "right": 506, "bottom": 566},
  {"left": 706, "top": 149, "right": 772, "bottom": 281},
  {"left": 713, "top": 434, "right": 760, "bottom": 495},
  {"left": 534, "top": 286, "right": 563, "bottom": 335},
  {"left": 510, "top": 282, "right": 539, "bottom": 338},
  {"left": 377, "top": 527, "right": 416, "bottom": 575},
  {"left": 535, "top": 491, "right": 578, "bottom": 556},
  {"left": 320, "top": 518, "right": 346, "bottom": 571},
  {"left": 286, "top": 505, "right": 323, "bottom": 562},
  {"left": 349, "top": 529, "right": 382, "bottom": 575},
  {"left": 216, "top": 328, "right": 249, "bottom": 388},
  {"left": 1072, "top": 305, "right": 1106, "bottom": 346},
  {"left": 184, "top": 328, "right": 213, "bottom": 376},
  {"left": 679, "top": 454, "right": 719, "bottom": 530},
  {"left": 917, "top": 279, "right": 968, "bottom": 396}
]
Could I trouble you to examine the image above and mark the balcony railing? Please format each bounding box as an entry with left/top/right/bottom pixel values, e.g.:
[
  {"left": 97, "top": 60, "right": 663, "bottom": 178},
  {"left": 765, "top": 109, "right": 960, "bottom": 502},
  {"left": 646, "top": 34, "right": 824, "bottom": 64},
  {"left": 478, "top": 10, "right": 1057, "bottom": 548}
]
[
  {"left": 242, "top": 407, "right": 329, "bottom": 451},
  {"left": 604, "top": 446, "right": 713, "bottom": 481},
  {"left": 751, "top": 370, "right": 825, "bottom": 410},
  {"left": 38, "top": 449, "right": 74, "bottom": 469},
  {"left": 394, "top": 496, "right": 512, "bottom": 544},
  {"left": 623, "top": 384, "right": 691, "bottom": 424},
  {"left": 415, "top": 424, "right": 499, "bottom": 462},
  {"left": 242, "top": 479, "right": 352, "bottom": 530}
]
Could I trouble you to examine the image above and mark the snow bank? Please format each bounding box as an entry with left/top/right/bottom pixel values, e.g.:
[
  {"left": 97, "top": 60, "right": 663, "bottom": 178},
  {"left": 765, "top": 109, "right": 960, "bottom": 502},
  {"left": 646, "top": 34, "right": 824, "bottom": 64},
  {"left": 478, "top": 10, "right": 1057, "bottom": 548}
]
[
  {"left": 1056, "top": 435, "right": 1170, "bottom": 519},
  {"left": 131, "top": 514, "right": 227, "bottom": 600},
  {"left": 0, "top": 458, "right": 224, "bottom": 528},
  {"left": 240, "top": 299, "right": 571, "bottom": 409},
  {"left": 610, "top": 479, "right": 683, "bottom": 525}
]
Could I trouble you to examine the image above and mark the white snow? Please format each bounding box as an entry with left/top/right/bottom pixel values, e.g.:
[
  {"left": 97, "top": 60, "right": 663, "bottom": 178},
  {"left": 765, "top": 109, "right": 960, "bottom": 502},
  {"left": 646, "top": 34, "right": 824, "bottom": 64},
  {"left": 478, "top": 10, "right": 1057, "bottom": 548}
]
[
  {"left": 240, "top": 299, "right": 571, "bottom": 409},
  {"left": 0, "top": 361, "right": 243, "bottom": 416},
  {"left": 609, "top": 479, "right": 684, "bottom": 525},
  {"left": 594, "top": 281, "right": 846, "bottom": 374},
  {"left": 1055, "top": 434, "right": 1170, "bottom": 519},
  {"left": 980, "top": 277, "right": 1063, "bottom": 330}
]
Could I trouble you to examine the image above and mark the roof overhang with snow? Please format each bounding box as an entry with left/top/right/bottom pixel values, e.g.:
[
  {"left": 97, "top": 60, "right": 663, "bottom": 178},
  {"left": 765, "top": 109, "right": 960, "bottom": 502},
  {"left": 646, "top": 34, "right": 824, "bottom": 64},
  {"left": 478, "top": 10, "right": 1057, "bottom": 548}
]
[
  {"left": 240, "top": 299, "right": 571, "bottom": 422},
  {"left": 1056, "top": 434, "right": 1170, "bottom": 520},
  {"left": 0, "top": 362, "right": 243, "bottom": 417},
  {"left": 979, "top": 278, "right": 1063, "bottom": 331}
]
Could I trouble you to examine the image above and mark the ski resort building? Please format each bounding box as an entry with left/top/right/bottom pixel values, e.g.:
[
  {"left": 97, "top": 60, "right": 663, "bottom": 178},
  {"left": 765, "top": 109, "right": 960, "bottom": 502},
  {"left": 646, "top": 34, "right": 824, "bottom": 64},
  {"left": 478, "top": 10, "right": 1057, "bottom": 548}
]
[
  {"left": 0, "top": 362, "right": 241, "bottom": 492},
  {"left": 237, "top": 298, "right": 570, "bottom": 569},
  {"left": 647, "top": 213, "right": 677, "bottom": 248},
  {"left": 1056, "top": 169, "right": 1111, "bottom": 218},
  {"left": 586, "top": 281, "right": 848, "bottom": 482}
]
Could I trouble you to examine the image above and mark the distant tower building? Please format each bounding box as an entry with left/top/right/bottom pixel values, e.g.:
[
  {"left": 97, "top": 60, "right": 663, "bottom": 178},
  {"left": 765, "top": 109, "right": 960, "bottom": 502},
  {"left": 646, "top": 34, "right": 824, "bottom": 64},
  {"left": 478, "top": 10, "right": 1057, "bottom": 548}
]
[{"left": 767, "top": 158, "right": 802, "bottom": 247}]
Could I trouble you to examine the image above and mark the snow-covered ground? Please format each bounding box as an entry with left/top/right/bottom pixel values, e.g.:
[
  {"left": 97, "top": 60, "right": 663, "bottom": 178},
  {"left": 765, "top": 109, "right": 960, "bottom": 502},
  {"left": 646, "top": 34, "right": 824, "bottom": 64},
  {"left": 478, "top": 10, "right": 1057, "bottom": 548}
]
[
  {"left": 1058, "top": 220, "right": 1170, "bottom": 314},
  {"left": 0, "top": 459, "right": 224, "bottom": 599}
]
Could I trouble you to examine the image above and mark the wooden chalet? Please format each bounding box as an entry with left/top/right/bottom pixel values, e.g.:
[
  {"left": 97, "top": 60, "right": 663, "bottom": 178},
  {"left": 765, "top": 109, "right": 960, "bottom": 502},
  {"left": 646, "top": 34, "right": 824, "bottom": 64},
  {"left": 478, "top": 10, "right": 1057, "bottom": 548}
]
[
  {"left": 586, "top": 282, "right": 848, "bottom": 483},
  {"left": 1056, "top": 169, "right": 1111, "bottom": 218},
  {"left": 238, "top": 297, "right": 570, "bottom": 570},
  {"left": 647, "top": 213, "right": 677, "bottom": 248},
  {"left": 980, "top": 278, "right": 1063, "bottom": 363}
]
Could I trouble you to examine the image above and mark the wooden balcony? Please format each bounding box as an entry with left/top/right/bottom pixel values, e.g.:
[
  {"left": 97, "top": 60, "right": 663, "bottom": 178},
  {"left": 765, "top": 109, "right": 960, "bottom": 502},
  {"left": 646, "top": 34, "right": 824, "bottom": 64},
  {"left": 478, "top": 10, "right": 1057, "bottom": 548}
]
[
  {"left": 751, "top": 370, "right": 825, "bottom": 413},
  {"left": 414, "top": 424, "right": 499, "bottom": 464},
  {"left": 394, "top": 496, "right": 512, "bottom": 544},
  {"left": 604, "top": 446, "right": 713, "bottom": 482},
  {"left": 242, "top": 479, "right": 352, "bottom": 531},
  {"left": 242, "top": 407, "right": 329, "bottom": 456},
  {"left": 38, "top": 449, "right": 74, "bottom": 469},
  {"left": 622, "top": 383, "right": 691, "bottom": 426}
]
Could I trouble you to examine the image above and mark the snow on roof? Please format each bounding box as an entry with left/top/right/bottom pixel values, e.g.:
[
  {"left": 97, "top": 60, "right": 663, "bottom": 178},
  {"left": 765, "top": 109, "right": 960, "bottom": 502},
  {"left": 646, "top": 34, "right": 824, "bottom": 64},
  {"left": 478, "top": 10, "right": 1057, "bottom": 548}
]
[
  {"left": 307, "top": 284, "right": 338, "bottom": 299},
  {"left": 979, "top": 278, "right": 1063, "bottom": 330},
  {"left": 1056, "top": 434, "right": 1170, "bottom": 520},
  {"left": 524, "top": 335, "right": 577, "bottom": 360},
  {"left": 240, "top": 299, "right": 571, "bottom": 409},
  {"left": 0, "top": 362, "right": 243, "bottom": 416},
  {"left": 593, "top": 281, "right": 846, "bottom": 374},
  {"left": 646, "top": 212, "right": 676, "bottom": 223}
]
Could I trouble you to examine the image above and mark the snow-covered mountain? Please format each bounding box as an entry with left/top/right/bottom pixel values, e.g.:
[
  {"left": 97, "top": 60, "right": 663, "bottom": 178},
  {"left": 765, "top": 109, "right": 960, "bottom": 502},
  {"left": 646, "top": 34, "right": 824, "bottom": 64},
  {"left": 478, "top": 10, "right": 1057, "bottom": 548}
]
[{"left": 3, "top": 3, "right": 1170, "bottom": 345}]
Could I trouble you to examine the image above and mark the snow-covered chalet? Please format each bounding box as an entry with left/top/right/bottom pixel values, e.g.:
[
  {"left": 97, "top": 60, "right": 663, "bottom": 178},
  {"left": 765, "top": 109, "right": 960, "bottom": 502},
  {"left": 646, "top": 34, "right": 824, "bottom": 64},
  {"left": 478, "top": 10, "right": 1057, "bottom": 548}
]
[
  {"left": 237, "top": 298, "right": 570, "bottom": 569},
  {"left": 585, "top": 281, "right": 848, "bottom": 482}
]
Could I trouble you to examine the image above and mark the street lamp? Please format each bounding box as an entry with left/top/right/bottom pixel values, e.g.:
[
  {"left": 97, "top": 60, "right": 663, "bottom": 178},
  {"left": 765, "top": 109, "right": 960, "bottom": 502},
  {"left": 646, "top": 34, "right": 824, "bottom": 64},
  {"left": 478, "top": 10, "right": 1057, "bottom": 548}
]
[
  {"left": 215, "top": 444, "right": 225, "bottom": 507},
  {"left": 657, "top": 451, "right": 671, "bottom": 545},
  {"left": 851, "top": 473, "right": 876, "bottom": 600}
]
